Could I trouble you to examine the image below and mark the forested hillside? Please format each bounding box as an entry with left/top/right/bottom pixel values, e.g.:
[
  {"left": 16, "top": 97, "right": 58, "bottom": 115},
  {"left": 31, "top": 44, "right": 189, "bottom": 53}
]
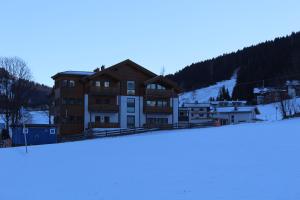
[{"left": 167, "top": 32, "right": 300, "bottom": 101}]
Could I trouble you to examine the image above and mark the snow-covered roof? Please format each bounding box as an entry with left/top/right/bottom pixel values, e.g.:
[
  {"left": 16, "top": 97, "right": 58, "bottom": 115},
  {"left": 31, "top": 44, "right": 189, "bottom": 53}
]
[
  {"left": 253, "top": 87, "right": 286, "bottom": 94},
  {"left": 253, "top": 87, "right": 271, "bottom": 94},
  {"left": 182, "top": 103, "right": 210, "bottom": 108},
  {"left": 210, "top": 101, "right": 247, "bottom": 105},
  {"left": 213, "top": 106, "right": 258, "bottom": 113},
  {"left": 59, "top": 71, "right": 95, "bottom": 76},
  {"left": 286, "top": 80, "right": 300, "bottom": 86}
]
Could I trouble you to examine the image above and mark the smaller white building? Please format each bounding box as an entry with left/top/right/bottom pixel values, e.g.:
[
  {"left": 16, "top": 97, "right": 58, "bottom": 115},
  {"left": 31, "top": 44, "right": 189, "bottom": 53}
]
[
  {"left": 211, "top": 106, "right": 260, "bottom": 125},
  {"left": 179, "top": 103, "right": 212, "bottom": 124},
  {"left": 286, "top": 80, "right": 300, "bottom": 98}
]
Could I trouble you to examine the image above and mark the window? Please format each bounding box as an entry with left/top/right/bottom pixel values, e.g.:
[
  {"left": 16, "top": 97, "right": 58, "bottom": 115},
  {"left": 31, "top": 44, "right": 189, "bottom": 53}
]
[
  {"left": 50, "top": 129, "right": 56, "bottom": 135},
  {"left": 62, "top": 80, "right": 68, "bottom": 87},
  {"left": 157, "top": 84, "right": 166, "bottom": 90},
  {"left": 127, "top": 81, "right": 135, "bottom": 95},
  {"left": 127, "top": 98, "right": 135, "bottom": 113},
  {"left": 95, "top": 116, "right": 101, "bottom": 122},
  {"left": 162, "top": 101, "right": 168, "bottom": 107},
  {"left": 146, "top": 118, "right": 168, "bottom": 125},
  {"left": 150, "top": 84, "right": 156, "bottom": 89},
  {"left": 146, "top": 100, "right": 156, "bottom": 107},
  {"left": 104, "top": 116, "right": 110, "bottom": 123},
  {"left": 95, "top": 81, "right": 101, "bottom": 87},
  {"left": 62, "top": 80, "right": 75, "bottom": 88},
  {"left": 23, "top": 128, "right": 29, "bottom": 134},
  {"left": 69, "top": 80, "right": 75, "bottom": 87},
  {"left": 104, "top": 81, "right": 110, "bottom": 88},
  {"left": 147, "top": 84, "right": 166, "bottom": 90},
  {"left": 157, "top": 100, "right": 163, "bottom": 107},
  {"left": 127, "top": 115, "right": 135, "bottom": 128}
]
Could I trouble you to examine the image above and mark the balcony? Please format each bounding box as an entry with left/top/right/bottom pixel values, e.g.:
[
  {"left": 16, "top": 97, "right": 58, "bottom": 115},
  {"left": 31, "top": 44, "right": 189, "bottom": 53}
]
[
  {"left": 89, "top": 87, "right": 119, "bottom": 96},
  {"left": 143, "top": 106, "right": 173, "bottom": 114},
  {"left": 145, "top": 89, "right": 175, "bottom": 98},
  {"left": 88, "top": 122, "right": 119, "bottom": 129},
  {"left": 60, "top": 87, "right": 82, "bottom": 98},
  {"left": 179, "top": 116, "right": 189, "bottom": 121},
  {"left": 88, "top": 104, "right": 119, "bottom": 113}
]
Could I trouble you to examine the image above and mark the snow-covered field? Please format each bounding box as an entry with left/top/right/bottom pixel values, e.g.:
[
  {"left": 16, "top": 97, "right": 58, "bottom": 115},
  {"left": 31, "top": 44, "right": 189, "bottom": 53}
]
[
  {"left": 179, "top": 75, "right": 236, "bottom": 105},
  {"left": 1, "top": 118, "right": 300, "bottom": 200}
]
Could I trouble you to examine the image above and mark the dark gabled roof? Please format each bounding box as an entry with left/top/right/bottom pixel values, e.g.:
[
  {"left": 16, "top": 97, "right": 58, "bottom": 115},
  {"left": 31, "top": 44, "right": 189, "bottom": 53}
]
[
  {"left": 144, "top": 75, "right": 181, "bottom": 92},
  {"left": 82, "top": 69, "right": 121, "bottom": 81},
  {"left": 107, "top": 59, "right": 157, "bottom": 78},
  {"left": 51, "top": 71, "right": 95, "bottom": 79}
]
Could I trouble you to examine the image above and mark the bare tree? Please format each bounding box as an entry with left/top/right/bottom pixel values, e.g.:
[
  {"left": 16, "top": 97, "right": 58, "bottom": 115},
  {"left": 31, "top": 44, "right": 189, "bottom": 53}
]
[
  {"left": 0, "top": 57, "right": 32, "bottom": 127},
  {"left": 277, "top": 94, "right": 299, "bottom": 119}
]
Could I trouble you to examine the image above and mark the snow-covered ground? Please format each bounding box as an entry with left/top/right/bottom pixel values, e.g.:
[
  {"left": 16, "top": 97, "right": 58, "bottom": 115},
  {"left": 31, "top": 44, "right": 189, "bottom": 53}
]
[
  {"left": 256, "top": 98, "right": 300, "bottom": 121},
  {"left": 1, "top": 118, "right": 300, "bottom": 200},
  {"left": 179, "top": 75, "right": 236, "bottom": 105},
  {"left": 0, "top": 111, "right": 51, "bottom": 125}
]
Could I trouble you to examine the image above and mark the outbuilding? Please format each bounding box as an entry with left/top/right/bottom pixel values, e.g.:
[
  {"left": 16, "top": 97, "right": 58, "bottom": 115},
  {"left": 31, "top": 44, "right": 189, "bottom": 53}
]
[
  {"left": 211, "top": 106, "right": 260, "bottom": 125},
  {"left": 11, "top": 124, "right": 57, "bottom": 146}
]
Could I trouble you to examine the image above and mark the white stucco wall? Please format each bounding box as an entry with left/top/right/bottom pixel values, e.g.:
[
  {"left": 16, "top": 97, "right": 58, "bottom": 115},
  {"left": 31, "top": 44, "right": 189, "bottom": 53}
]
[
  {"left": 120, "top": 96, "right": 144, "bottom": 128},
  {"left": 172, "top": 97, "right": 179, "bottom": 124},
  {"left": 84, "top": 94, "right": 89, "bottom": 129},
  {"left": 212, "top": 111, "right": 255, "bottom": 124}
]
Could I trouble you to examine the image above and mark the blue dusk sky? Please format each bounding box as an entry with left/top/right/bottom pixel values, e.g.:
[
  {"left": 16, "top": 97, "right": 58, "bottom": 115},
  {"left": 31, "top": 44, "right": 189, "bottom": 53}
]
[{"left": 0, "top": 0, "right": 299, "bottom": 86}]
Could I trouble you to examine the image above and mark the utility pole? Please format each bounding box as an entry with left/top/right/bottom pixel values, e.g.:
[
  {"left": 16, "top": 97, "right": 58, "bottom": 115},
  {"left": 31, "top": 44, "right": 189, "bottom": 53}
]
[{"left": 21, "top": 107, "right": 28, "bottom": 153}]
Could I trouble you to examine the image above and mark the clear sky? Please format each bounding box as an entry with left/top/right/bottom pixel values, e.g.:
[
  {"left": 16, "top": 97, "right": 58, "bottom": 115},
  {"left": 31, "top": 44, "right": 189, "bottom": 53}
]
[{"left": 1, "top": 0, "right": 299, "bottom": 86}]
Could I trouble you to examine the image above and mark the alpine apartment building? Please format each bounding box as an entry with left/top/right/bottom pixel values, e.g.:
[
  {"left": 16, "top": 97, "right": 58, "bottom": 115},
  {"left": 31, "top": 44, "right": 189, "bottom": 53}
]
[{"left": 52, "top": 59, "right": 180, "bottom": 135}]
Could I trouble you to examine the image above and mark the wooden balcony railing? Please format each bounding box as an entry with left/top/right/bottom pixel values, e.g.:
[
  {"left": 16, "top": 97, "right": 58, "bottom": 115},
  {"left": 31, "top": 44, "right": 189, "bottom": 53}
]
[
  {"left": 143, "top": 106, "right": 173, "bottom": 114},
  {"left": 179, "top": 116, "right": 189, "bottom": 121},
  {"left": 89, "top": 87, "right": 120, "bottom": 96},
  {"left": 88, "top": 122, "right": 120, "bottom": 128},
  {"left": 145, "top": 89, "right": 175, "bottom": 98},
  {"left": 60, "top": 87, "right": 82, "bottom": 98},
  {"left": 88, "top": 104, "right": 119, "bottom": 112}
]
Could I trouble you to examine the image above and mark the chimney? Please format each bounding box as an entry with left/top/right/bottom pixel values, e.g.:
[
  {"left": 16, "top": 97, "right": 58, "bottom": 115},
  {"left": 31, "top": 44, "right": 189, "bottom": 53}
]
[{"left": 101, "top": 65, "right": 105, "bottom": 71}]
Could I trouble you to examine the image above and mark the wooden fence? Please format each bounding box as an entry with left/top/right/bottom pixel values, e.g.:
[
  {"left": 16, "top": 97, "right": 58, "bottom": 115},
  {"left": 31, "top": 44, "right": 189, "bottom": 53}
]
[{"left": 58, "top": 121, "right": 217, "bottom": 143}]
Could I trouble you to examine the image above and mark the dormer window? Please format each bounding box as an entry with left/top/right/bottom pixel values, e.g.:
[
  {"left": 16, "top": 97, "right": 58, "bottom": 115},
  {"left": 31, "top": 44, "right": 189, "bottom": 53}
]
[
  {"left": 62, "top": 80, "right": 75, "bottom": 88},
  {"left": 69, "top": 80, "right": 75, "bottom": 87},
  {"left": 104, "top": 81, "right": 110, "bottom": 88},
  {"left": 95, "top": 81, "right": 101, "bottom": 87},
  {"left": 157, "top": 84, "right": 166, "bottom": 90},
  {"left": 146, "top": 83, "right": 166, "bottom": 90}
]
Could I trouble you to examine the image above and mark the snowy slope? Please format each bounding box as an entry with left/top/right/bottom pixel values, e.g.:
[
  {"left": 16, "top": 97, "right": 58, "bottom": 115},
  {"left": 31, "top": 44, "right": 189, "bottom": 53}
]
[
  {"left": 1, "top": 119, "right": 300, "bottom": 200},
  {"left": 179, "top": 75, "right": 236, "bottom": 105},
  {"left": 256, "top": 98, "right": 300, "bottom": 121}
]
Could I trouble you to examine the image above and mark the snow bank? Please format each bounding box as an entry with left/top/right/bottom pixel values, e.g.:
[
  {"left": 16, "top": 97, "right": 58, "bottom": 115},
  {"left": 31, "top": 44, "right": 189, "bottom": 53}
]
[{"left": 1, "top": 119, "right": 300, "bottom": 200}]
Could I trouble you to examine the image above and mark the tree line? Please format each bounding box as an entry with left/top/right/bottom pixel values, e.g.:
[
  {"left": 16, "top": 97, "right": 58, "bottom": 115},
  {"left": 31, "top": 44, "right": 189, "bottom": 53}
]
[
  {"left": 167, "top": 31, "right": 300, "bottom": 102},
  {"left": 0, "top": 57, "right": 51, "bottom": 128}
]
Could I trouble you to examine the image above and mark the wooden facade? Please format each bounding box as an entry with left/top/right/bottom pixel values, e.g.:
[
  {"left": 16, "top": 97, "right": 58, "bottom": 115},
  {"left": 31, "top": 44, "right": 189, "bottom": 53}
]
[{"left": 52, "top": 59, "right": 180, "bottom": 135}]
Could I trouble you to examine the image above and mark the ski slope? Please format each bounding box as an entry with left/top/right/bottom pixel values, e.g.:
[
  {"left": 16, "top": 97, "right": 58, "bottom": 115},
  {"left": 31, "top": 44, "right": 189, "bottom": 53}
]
[
  {"left": 1, "top": 118, "right": 300, "bottom": 200},
  {"left": 179, "top": 75, "right": 236, "bottom": 105}
]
